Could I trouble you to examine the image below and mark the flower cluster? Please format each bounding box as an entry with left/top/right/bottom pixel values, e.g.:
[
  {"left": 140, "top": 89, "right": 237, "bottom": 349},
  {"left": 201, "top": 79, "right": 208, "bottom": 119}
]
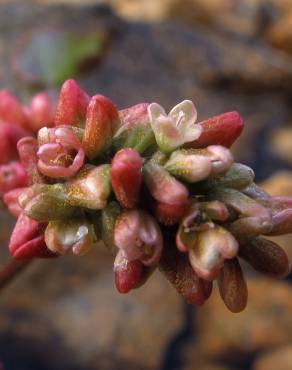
[
  {"left": 0, "top": 88, "right": 54, "bottom": 200},
  {"left": 4, "top": 79, "right": 292, "bottom": 312}
]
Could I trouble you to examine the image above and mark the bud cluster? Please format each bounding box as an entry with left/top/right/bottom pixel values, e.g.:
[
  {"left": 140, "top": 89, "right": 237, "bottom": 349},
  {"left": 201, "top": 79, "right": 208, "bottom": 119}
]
[{"left": 3, "top": 79, "right": 292, "bottom": 312}]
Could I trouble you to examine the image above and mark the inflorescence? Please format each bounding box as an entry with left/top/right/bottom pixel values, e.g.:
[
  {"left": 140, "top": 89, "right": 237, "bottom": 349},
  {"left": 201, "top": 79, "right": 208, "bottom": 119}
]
[{"left": 1, "top": 79, "right": 292, "bottom": 312}]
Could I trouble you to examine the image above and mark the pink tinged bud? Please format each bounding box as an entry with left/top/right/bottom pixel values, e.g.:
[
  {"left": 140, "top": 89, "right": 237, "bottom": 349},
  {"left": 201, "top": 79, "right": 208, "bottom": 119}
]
[
  {"left": 110, "top": 148, "right": 142, "bottom": 208},
  {"left": 188, "top": 226, "right": 239, "bottom": 280},
  {"left": 148, "top": 100, "right": 201, "bottom": 153},
  {"left": 143, "top": 161, "right": 189, "bottom": 205},
  {"left": 239, "top": 237, "right": 290, "bottom": 278},
  {"left": 17, "top": 137, "right": 43, "bottom": 184},
  {"left": 114, "top": 209, "right": 163, "bottom": 267},
  {"left": 114, "top": 103, "right": 155, "bottom": 154},
  {"left": 114, "top": 250, "right": 144, "bottom": 293},
  {"left": 25, "top": 93, "right": 54, "bottom": 132},
  {"left": 3, "top": 187, "right": 26, "bottom": 218},
  {"left": 44, "top": 218, "right": 96, "bottom": 256},
  {"left": 205, "top": 145, "right": 233, "bottom": 174},
  {"left": 9, "top": 213, "right": 56, "bottom": 259},
  {"left": 37, "top": 127, "right": 85, "bottom": 178},
  {"left": 186, "top": 111, "right": 244, "bottom": 149},
  {"left": 0, "top": 122, "right": 31, "bottom": 164},
  {"left": 212, "top": 188, "right": 273, "bottom": 236},
  {"left": 159, "top": 240, "right": 212, "bottom": 305},
  {"left": 101, "top": 202, "right": 121, "bottom": 253},
  {"left": 55, "top": 79, "right": 90, "bottom": 127},
  {"left": 164, "top": 149, "right": 212, "bottom": 183},
  {"left": 267, "top": 208, "right": 292, "bottom": 236},
  {"left": 154, "top": 200, "right": 190, "bottom": 225},
  {"left": 0, "top": 90, "right": 29, "bottom": 128},
  {"left": 65, "top": 164, "right": 111, "bottom": 210},
  {"left": 200, "top": 201, "right": 229, "bottom": 221},
  {"left": 218, "top": 258, "right": 248, "bottom": 313},
  {"left": 0, "top": 162, "right": 28, "bottom": 194},
  {"left": 83, "top": 95, "right": 119, "bottom": 159},
  {"left": 206, "top": 163, "right": 255, "bottom": 190}
]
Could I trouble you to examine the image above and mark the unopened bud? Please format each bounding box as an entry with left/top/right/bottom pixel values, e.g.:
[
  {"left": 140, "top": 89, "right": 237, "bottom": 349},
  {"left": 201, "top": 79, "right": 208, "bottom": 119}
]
[
  {"left": 110, "top": 148, "right": 142, "bottom": 208},
  {"left": 206, "top": 163, "right": 254, "bottom": 189},
  {"left": 206, "top": 145, "right": 233, "bottom": 174},
  {"left": 0, "top": 162, "right": 28, "bottom": 194}
]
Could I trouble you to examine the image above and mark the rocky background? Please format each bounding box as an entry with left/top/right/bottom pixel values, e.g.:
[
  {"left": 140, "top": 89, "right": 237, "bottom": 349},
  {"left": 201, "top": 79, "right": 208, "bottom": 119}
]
[{"left": 0, "top": 1, "right": 292, "bottom": 369}]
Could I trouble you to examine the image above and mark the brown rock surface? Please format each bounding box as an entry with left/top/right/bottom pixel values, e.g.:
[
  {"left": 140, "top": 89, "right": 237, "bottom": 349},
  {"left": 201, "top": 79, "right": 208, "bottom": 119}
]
[
  {"left": 253, "top": 344, "right": 292, "bottom": 370},
  {"left": 196, "top": 279, "right": 292, "bottom": 360}
]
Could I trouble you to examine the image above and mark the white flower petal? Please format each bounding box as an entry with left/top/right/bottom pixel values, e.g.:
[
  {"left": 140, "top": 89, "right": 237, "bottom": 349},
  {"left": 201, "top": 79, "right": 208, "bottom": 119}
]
[
  {"left": 169, "top": 100, "right": 197, "bottom": 128},
  {"left": 148, "top": 103, "right": 167, "bottom": 126},
  {"left": 183, "top": 124, "right": 202, "bottom": 143}
]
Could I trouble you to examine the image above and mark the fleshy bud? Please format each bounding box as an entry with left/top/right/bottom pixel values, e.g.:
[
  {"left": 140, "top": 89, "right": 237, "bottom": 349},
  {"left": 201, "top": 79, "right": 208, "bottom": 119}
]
[
  {"left": 55, "top": 79, "right": 90, "bottom": 127},
  {"left": 154, "top": 200, "right": 190, "bottom": 225},
  {"left": 187, "top": 111, "right": 244, "bottom": 148},
  {"left": 218, "top": 258, "right": 248, "bottom": 313},
  {"left": 114, "top": 209, "right": 163, "bottom": 266},
  {"left": 164, "top": 149, "right": 212, "bottom": 183},
  {"left": 45, "top": 218, "right": 96, "bottom": 256},
  {"left": 0, "top": 90, "right": 29, "bottom": 128},
  {"left": 239, "top": 237, "right": 290, "bottom": 277},
  {"left": 9, "top": 213, "right": 56, "bottom": 259},
  {"left": 3, "top": 187, "right": 25, "bottom": 218},
  {"left": 205, "top": 145, "right": 233, "bottom": 175},
  {"left": 17, "top": 137, "right": 43, "bottom": 184},
  {"left": 114, "top": 251, "right": 144, "bottom": 293},
  {"left": 25, "top": 92, "right": 54, "bottom": 132},
  {"left": 83, "top": 94, "right": 119, "bottom": 159},
  {"left": 159, "top": 239, "right": 212, "bottom": 305},
  {"left": 101, "top": 202, "right": 121, "bottom": 253},
  {"left": 143, "top": 161, "right": 189, "bottom": 205},
  {"left": 188, "top": 226, "right": 239, "bottom": 280},
  {"left": 110, "top": 148, "right": 142, "bottom": 208},
  {"left": 0, "top": 162, "right": 28, "bottom": 194}
]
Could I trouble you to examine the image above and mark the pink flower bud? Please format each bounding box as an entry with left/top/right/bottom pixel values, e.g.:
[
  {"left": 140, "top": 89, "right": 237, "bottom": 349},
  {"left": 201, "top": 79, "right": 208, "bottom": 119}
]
[
  {"left": 37, "top": 126, "right": 85, "bottom": 178},
  {"left": 17, "top": 137, "right": 43, "bottom": 184},
  {"left": 0, "top": 122, "right": 31, "bottom": 164},
  {"left": 186, "top": 111, "right": 244, "bottom": 148},
  {"left": 55, "top": 79, "right": 90, "bottom": 127},
  {"left": 188, "top": 226, "right": 239, "bottom": 280},
  {"left": 143, "top": 161, "right": 189, "bottom": 205},
  {"left": 45, "top": 218, "right": 96, "bottom": 256},
  {"left": 164, "top": 149, "right": 212, "bottom": 183},
  {"left": 0, "top": 162, "right": 28, "bottom": 194},
  {"left": 218, "top": 258, "right": 248, "bottom": 313},
  {"left": 83, "top": 94, "right": 119, "bottom": 159},
  {"left": 25, "top": 92, "right": 54, "bottom": 132},
  {"left": 159, "top": 240, "right": 212, "bottom": 305},
  {"left": 114, "top": 209, "right": 163, "bottom": 266},
  {"left": 114, "top": 250, "right": 144, "bottom": 293},
  {"left": 3, "top": 187, "right": 25, "bottom": 217},
  {"left": 0, "top": 90, "right": 29, "bottom": 128},
  {"left": 206, "top": 145, "right": 233, "bottom": 174},
  {"left": 9, "top": 213, "right": 56, "bottom": 259},
  {"left": 110, "top": 148, "right": 142, "bottom": 208},
  {"left": 200, "top": 201, "right": 229, "bottom": 221}
]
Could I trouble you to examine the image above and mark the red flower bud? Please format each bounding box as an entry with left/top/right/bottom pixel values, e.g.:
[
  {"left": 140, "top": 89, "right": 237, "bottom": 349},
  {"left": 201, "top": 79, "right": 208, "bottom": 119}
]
[
  {"left": 83, "top": 94, "right": 119, "bottom": 159},
  {"left": 9, "top": 213, "right": 56, "bottom": 259},
  {"left": 154, "top": 200, "right": 189, "bottom": 225},
  {"left": 0, "top": 162, "right": 28, "bottom": 194},
  {"left": 0, "top": 122, "right": 31, "bottom": 164},
  {"left": 114, "top": 250, "right": 144, "bottom": 293},
  {"left": 110, "top": 148, "right": 142, "bottom": 208},
  {"left": 186, "top": 111, "right": 243, "bottom": 148},
  {"left": 55, "top": 79, "right": 90, "bottom": 127},
  {"left": 3, "top": 187, "right": 25, "bottom": 218},
  {"left": 0, "top": 90, "right": 29, "bottom": 128},
  {"left": 25, "top": 92, "right": 54, "bottom": 132}
]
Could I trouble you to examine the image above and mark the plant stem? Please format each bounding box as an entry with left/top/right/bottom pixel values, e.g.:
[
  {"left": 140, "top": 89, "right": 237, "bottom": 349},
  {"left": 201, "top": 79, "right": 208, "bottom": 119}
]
[{"left": 0, "top": 259, "right": 32, "bottom": 291}]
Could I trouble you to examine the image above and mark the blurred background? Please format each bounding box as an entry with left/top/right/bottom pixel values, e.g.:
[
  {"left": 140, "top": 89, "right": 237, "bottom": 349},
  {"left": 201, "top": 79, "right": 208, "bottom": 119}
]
[{"left": 1, "top": 0, "right": 292, "bottom": 369}]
